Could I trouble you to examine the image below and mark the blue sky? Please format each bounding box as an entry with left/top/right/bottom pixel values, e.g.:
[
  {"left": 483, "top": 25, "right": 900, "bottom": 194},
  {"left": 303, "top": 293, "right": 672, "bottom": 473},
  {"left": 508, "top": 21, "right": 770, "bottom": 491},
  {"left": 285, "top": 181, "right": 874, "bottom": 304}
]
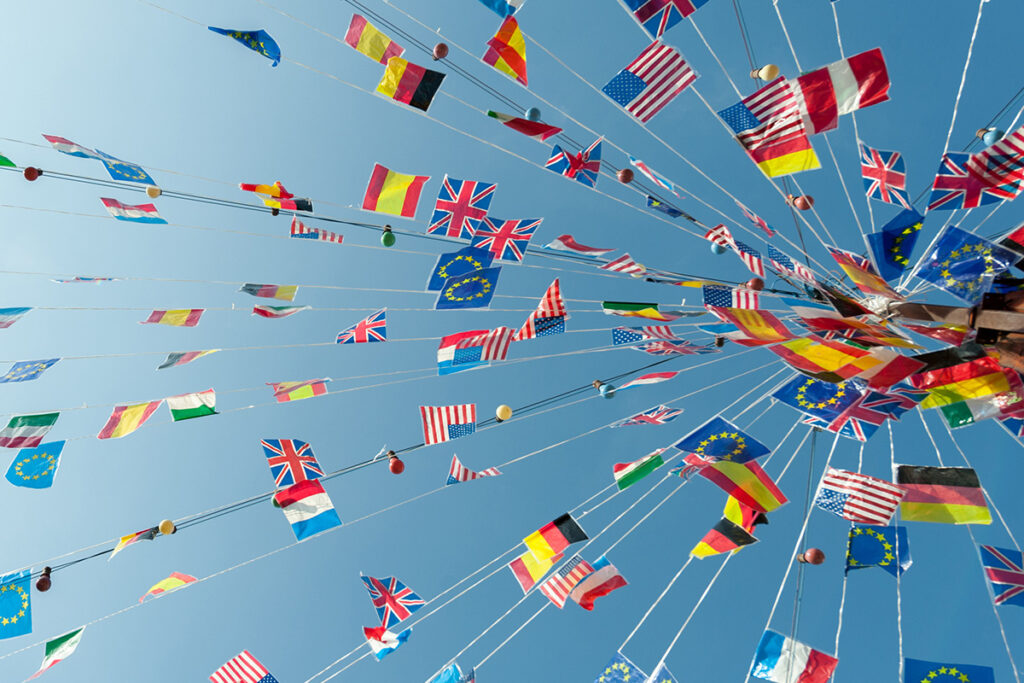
[{"left": 0, "top": 0, "right": 1023, "bottom": 681}]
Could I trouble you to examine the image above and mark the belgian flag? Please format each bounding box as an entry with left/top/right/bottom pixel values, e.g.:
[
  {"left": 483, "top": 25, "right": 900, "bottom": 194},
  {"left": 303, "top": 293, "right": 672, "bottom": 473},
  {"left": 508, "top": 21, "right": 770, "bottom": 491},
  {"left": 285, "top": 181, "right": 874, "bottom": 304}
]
[{"left": 896, "top": 465, "right": 992, "bottom": 525}]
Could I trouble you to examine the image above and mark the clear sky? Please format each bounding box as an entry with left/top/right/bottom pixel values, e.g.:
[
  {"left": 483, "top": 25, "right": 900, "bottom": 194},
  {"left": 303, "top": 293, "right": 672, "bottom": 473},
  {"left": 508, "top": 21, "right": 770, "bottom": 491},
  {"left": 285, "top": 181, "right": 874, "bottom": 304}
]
[{"left": 0, "top": 0, "right": 1022, "bottom": 682}]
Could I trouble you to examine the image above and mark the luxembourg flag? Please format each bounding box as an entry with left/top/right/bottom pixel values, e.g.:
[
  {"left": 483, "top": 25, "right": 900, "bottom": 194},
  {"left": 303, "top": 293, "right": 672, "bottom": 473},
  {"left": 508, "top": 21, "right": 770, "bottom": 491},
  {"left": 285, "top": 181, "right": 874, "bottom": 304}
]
[
  {"left": 363, "top": 626, "right": 412, "bottom": 661},
  {"left": 273, "top": 479, "right": 342, "bottom": 541},
  {"left": 750, "top": 630, "right": 838, "bottom": 683},
  {"left": 100, "top": 198, "right": 167, "bottom": 224}
]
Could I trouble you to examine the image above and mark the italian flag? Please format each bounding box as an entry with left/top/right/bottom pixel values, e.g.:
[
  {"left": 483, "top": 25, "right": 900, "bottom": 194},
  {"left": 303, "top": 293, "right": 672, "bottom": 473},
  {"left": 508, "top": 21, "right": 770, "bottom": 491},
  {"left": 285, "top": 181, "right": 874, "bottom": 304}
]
[
  {"left": 613, "top": 449, "right": 665, "bottom": 490},
  {"left": 29, "top": 627, "right": 85, "bottom": 679},
  {"left": 166, "top": 389, "right": 217, "bottom": 422}
]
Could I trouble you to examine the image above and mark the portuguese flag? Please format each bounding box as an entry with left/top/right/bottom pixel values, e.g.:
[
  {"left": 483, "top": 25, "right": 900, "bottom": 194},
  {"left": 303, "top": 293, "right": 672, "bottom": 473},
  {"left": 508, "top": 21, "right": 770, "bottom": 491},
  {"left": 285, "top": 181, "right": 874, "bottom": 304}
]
[
  {"left": 612, "top": 450, "right": 665, "bottom": 490},
  {"left": 895, "top": 465, "right": 991, "bottom": 525}
]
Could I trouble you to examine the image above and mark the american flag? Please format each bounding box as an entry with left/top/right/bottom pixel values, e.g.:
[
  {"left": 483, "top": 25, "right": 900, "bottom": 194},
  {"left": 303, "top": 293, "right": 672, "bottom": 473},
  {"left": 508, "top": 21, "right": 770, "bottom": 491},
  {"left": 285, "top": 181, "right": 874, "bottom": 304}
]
[
  {"left": 454, "top": 326, "right": 513, "bottom": 362},
  {"left": 539, "top": 555, "right": 594, "bottom": 608},
  {"left": 860, "top": 144, "right": 910, "bottom": 208},
  {"left": 702, "top": 284, "right": 759, "bottom": 309},
  {"left": 620, "top": 0, "right": 708, "bottom": 39},
  {"left": 813, "top": 467, "right": 905, "bottom": 525},
  {"left": 546, "top": 138, "right": 602, "bottom": 187},
  {"left": 602, "top": 42, "right": 696, "bottom": 123},
  {"left": 209, "top": 651, "right": 278, "bottom": 683},
  {"left": 428, "top": 176, "right": 496, "bottom": 239},
  {"left": 513, "top": 279, "right": 568, "bottom": 341},
  {"left": 611, "top": 326, "right": 679, "bottom": 345},
  {"left": 767, "top": 245, "right": 816, "bottom": 284},
  {"left": 336, "top": 308, "right": 387, "bottom": 344},
  {"left": 260, "top": 439, "right": 324, "bottom": 487},
  {"left": 611, "top": 404, "right": 684, "bottom": 427},
  {"left": 420, "top": 404, "right": 477, "bottom": 445},
  {"left": 967, "top": 124, "right": 1024, "bottom": 188},
  {"left": 470, "top": 216, "right": 542, "bottom": 262},
  {"left": 446, "top": 453, "right": 502, "bottom": 485},
  {"left": 637, "top": 340, "right": 716, "bottom": 355},
  {"left": 928, "top": 151, "right": 1020, "bottom": 211},
  {"left": 719, "top": 77, "right": 804, "bottom": 151},
  {"left": 979, "top": 545, "right": 1024, "bottom": 606},
  {"left": 704, "top": 223, "right": 735, "bottom": 247},
  {"left": 600, "top": 253, "right": 647, "bottom": 274},
  {"left": 290, "top": 216, "right": 343, "bottom": 244},
  {"left": 737, "top": 202, "right": 775, "bottom": 237},
  {"left": 734, "top": 240, "right": 766, "bottom": 277},
  {"left": 629, "top": 156, "right": 678, "bottom": 196},
  {"left": 361, "top": 575, "right": 425, "bottom": 628}
]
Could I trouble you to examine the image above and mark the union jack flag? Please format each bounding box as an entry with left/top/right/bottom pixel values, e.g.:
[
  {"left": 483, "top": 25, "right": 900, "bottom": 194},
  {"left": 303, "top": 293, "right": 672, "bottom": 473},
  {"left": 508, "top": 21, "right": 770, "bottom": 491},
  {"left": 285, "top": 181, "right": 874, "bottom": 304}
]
[
  {"left": 446, "top": 453, "right": 502, "bottom": 485},
  {"left": 619, "top": 0, "right": 709, "bottom": 39},
  {"left": 860, "top": 144, "right": 911, "bottom": 208},
  {"left": 546, "top": 138, "right": 602, "bottom": 187},
  {"left": 611, "top": 404, "right": 684, "bottom": 427},
  {"left": 807, "top": 390, "right": 890, "bottom": 442},
  {"left": 860, "top": 384, "right": 928, "bottom": 420},
  {"left": 979, "top": 545, "right": 1024, "bottom": 607},
  {"left": 336, "top": 308, "right": 387, "bottom": 344},
  {"left": 470, "top": 216, "right": 542, "bottom": 262},
  {"left": 928, "top": 151, "right": 1020, "bottom": 211},
  {"left": 427, "top": 176, "right": 496, "bottom": 240},
  {"left": 737, "top": 202, "right": 775, "bottom": 237},
  {"left": 734, "top": 240, "right": 766, "bottom": 277},
  {"left": 260, "top": 439, "right": 324, "bottom": 487},
  {"left": 360, "top": 575, "right": 425, "bottom": 628},
  {"left": 767, "top": 245, "right": 816, "bottom": 284}
]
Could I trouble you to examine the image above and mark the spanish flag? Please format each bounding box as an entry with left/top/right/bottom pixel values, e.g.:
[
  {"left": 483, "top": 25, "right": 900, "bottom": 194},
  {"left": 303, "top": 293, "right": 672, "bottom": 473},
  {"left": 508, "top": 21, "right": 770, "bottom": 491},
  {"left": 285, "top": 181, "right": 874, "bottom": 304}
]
[
  {"left": 377, "top": 57, "right": 445, "bottom": 112},
  {"left": 896, "top": 465, "right": 991, "bottom": 525},
  {"left": 344, "top": 14, "right": 404, "bottom": 65},
  {"left": 770, "top": 336, "right": 882, "bottom": 382},
  {"left": 508, "top": 549, "right": 562, "bottom": 593},
  {"left": 910, "top": 356, "right": 1013, "bottom": 409},
  {"left": 140, "top": 309, "right": 204, "bottom": 327},
  {"left": 139, "top": 572, "right": 197, "bottom": 603},
  {"left": 362, "top": 163, "right": 430, "bottom": 218},
  {"left": 523, "top": 513, "right": 587, "bottom": 562},
  {"left": 826, "top": 246, "right": 902, "bottom": 300},
  {"left": 708, "top": 306, "right": 794, "bottom": 344},
  {"left": 696, "top": 459, "right": 787, "bottom": 514},
  {"left": 97, "top": 401, "right": 163, "bottom": 440},
  {"left": 483, "top": 16, "right": 527, "bottom": 85}
]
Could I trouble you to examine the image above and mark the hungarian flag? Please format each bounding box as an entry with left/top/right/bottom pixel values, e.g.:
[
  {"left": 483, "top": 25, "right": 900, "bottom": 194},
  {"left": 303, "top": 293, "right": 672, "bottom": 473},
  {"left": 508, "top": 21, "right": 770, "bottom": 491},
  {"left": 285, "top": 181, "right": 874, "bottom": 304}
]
[
  {"left": 895, "top": 465, "right": 991, "bottom": 525},
  {"left": 28, "top": 628, "right": 86, "bottom": 680},
  {"left": 612, "top": 449, "right": 665, "bottom": 490},
  {"left": 0, "top": 412, "right": 60, "bottom": 448}
]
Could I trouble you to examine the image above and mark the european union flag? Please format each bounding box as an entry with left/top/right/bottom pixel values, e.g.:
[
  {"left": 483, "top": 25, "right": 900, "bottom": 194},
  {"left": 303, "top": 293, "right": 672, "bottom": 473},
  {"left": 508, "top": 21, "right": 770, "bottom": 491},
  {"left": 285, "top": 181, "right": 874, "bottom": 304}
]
[
  {"left": 647, "top": 195, "right": 691, "bottom": 219},
  {"left": 772, "top": 376, "right": 862, "bottom": 422},
  {"left": 426, "top": 246, "right": 494, "bottom": 291},
  {"left": 915, "top": 225, "right": 1018, "bottom": 304},
  {"left": 208, "top": 27, "right": 281, "bottom": 66},
  {"left": 5, "top": 441, "right": 64, "bottom": 489},
  {"left": 673, "top": 416, "right": 770, "bottom": 463},
  {"left": 435, "top": 266, "right": 501, "bottom": 310},
  {"left": 904, "top": 659, "right": 994, "bottom": 683},
  {"left": 846, "top": 525, "right": 911, "bottom": 577},
  {"left": 0, "top": 359, "right": 59, "bottom": 384},
  {"left": 428, "top": 663, "right": 474, "bottom": 683},
  {"left": 0, "top": 570, "right": 32, "bottom": 640},
  {"left": 867, "top": 208, "right": 924, "bottom": 282},
  {"left": 95, "top": 150, "right": 156, "bottom": 185},
  {"left": 594, "top": 652, "right": 648, "bottom": 683}
]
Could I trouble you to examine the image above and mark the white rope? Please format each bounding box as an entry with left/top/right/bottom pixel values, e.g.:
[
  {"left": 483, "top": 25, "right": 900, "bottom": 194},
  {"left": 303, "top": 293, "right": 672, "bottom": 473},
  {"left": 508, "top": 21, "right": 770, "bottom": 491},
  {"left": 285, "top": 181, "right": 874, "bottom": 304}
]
[
  {"left": 889, "top": 421, "right": 904, "bottom": 683},
  {"left": 941, "top": 0, "right": 988, "bottom": 157},
  {"left": 619, "top": 556, "right": 695, "bottom": 650},
  {"left": 771, "top": 0, "right": 803, "bottom": 72}
]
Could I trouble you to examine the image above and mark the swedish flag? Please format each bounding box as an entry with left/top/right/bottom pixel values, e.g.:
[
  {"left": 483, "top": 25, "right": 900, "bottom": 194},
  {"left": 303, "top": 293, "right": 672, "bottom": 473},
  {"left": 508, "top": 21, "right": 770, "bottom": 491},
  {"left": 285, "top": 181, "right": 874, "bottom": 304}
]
[
  {"left": 0, "top": 571, "right": 32, "bottom": 640},
  {"left": 845, "top": 525, "right": 911, "bottom": 577},
  {"left": 435, "top": 267, "right": 501, "bottom": 310},
  {"left": 5, "top": 441, "right": 65, "bottom": 489}
]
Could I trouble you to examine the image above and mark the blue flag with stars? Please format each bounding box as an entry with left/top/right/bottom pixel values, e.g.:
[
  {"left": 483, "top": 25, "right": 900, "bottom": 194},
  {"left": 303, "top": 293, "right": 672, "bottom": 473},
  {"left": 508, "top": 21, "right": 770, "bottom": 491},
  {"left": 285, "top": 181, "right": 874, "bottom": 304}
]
[
  {"left": 5, "top": 441, "right": 64, "bottom": 489},
  {"left": 647, "top": 195, "right": 691, "bottom": 219},
  {"left": 0, "top": 570, "right": 32, "bottom": 640},
  {"left": 673, "top": 416, "right": 770, "bottom": 464},
  {"left": 867, "top": 208, "right": 924, "bottom": 282},
  {"left": 0, "top": 359, "right": 59, "bottom": 384},
  {"left": 772, "top": 376, "right": 863, "bottom": 422},
  {"left": 426, "top": 246, "right": 494, "bottom": 291},
  {"left": 95, "top": 150, "right": 155, "bottom": 185},
  {"left": 846, "top": 525, "right": 911, "bottom": 577},
  {"left": 904, "top": 659, "right": 994, "bottom": 683},
  {"left": 594, "top": 652, "right": 647, "bottom": 683},
  {"left": 435, "top": 267, "right": 501, "bottom": 310},
  {"left": 915, "top": 225, "right": 1018, "bottom": 304},
  {"left": 208, "top": 27, "right": 281, "bottom": 66}
]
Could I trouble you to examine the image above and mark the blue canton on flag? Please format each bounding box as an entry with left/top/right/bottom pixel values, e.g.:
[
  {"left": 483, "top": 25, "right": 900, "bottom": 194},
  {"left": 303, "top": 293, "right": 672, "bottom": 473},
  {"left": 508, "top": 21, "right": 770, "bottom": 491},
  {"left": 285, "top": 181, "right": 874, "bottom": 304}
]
[
  {"left": 5, "top": 441, "right": 65, "bottom": 489},
  {"left": 619, "top": 0, "right": 709, "bottom": 39},
  {"left": 95, "top": 150, "right": 156, "bottom": 184},
  {"left": 860, "top": 143, "right": 911, "bottom": 208},
  {"left": 0, "top": 570, "right": 32, "bottom": 640},
  {"left": 718, "top": 101, "right": 762, "bottom": 134},
  {"left": 928, "top": 151, "right": 1020, "bottom": 211},
  {"left": 601, "top": 42, "right": 695, "bottom": 123},
  {"left": 532, "top": 316, "right": 565, "bottom": 337},
  {"left": 0, "top": 359, "right": 59, "bottom": 384},
  {"left": 612, "top": 328, "right": 645, "bottom": 346},
  {"left": 447, "top": 423, "right": 476, "bottom": 440},
  {"left": 470, "top": 218, "right": 541, "bottom": 262},
  {"left": 428, "top": 176, "right": 496, "bottom": 240}
]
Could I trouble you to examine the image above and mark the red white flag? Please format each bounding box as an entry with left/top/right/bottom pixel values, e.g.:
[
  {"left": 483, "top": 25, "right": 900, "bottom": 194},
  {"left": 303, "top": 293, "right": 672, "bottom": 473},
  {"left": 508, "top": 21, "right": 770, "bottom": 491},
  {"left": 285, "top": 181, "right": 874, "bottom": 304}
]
[{"left": 791, "top": 48, "right": 890, "bottom": 134}]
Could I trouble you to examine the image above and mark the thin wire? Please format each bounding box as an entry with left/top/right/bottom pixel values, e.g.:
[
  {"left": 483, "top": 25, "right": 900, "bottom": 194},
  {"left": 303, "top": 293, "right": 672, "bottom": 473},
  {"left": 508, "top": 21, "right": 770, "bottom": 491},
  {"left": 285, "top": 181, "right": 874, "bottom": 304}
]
[
  {"left": 619, "top": 557, "right": 695, "bottom": 650},
  {"left": 771, "top": 0, "right": 803, "bottom": 72},
  {"left": 940, "top": 0, "right": 988, "bottom": 157},
  {"left": 889, "top": 420, "right": 904, "bottom": 683}
]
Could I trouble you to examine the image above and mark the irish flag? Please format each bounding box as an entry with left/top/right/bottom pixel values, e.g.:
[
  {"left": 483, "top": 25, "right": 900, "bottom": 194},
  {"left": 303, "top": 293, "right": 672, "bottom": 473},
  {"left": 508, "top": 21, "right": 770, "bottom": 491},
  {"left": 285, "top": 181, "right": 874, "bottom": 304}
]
[
  {"left": 29, "top": 627, "right": 85, "bottom": 679},
  {"left": 613, "top": 449, "right": 665, "bottom": 490}
]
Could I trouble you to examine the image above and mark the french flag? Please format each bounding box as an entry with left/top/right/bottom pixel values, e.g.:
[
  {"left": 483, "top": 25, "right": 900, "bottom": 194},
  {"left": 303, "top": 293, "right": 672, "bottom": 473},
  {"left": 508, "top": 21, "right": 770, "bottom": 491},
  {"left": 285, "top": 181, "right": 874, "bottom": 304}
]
[
  {"left": 791, "top": 48, "right": 890, "bottom": 134},
  {"left": 100, "top": 198, "right": 166, "bottom": 224},
  {"left": 273, "top": 479, "right": 342, "bottom": 541},
  {"left": 750, "top": 630, "right": 838, "bottom": 683}
]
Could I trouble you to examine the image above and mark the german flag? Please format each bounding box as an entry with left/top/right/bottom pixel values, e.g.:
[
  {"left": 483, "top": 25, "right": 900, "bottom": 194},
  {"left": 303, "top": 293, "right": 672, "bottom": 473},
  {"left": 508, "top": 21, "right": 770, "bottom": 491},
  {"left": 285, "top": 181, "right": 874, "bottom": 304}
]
[
  {"left": 696, "top": 459, "right": 788, "bottom": 514},
  {"left": 896, "top": 465, "right": 991, "bottom": 525},
  {"left": 691, "top": 518, "right": 757, "bottom": 558},
  {"left": 523, "top": 513, "right": 587, "bottom": 562},
  {"left": 377, "top": 57, "right": 445, "bottom": 112}
]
